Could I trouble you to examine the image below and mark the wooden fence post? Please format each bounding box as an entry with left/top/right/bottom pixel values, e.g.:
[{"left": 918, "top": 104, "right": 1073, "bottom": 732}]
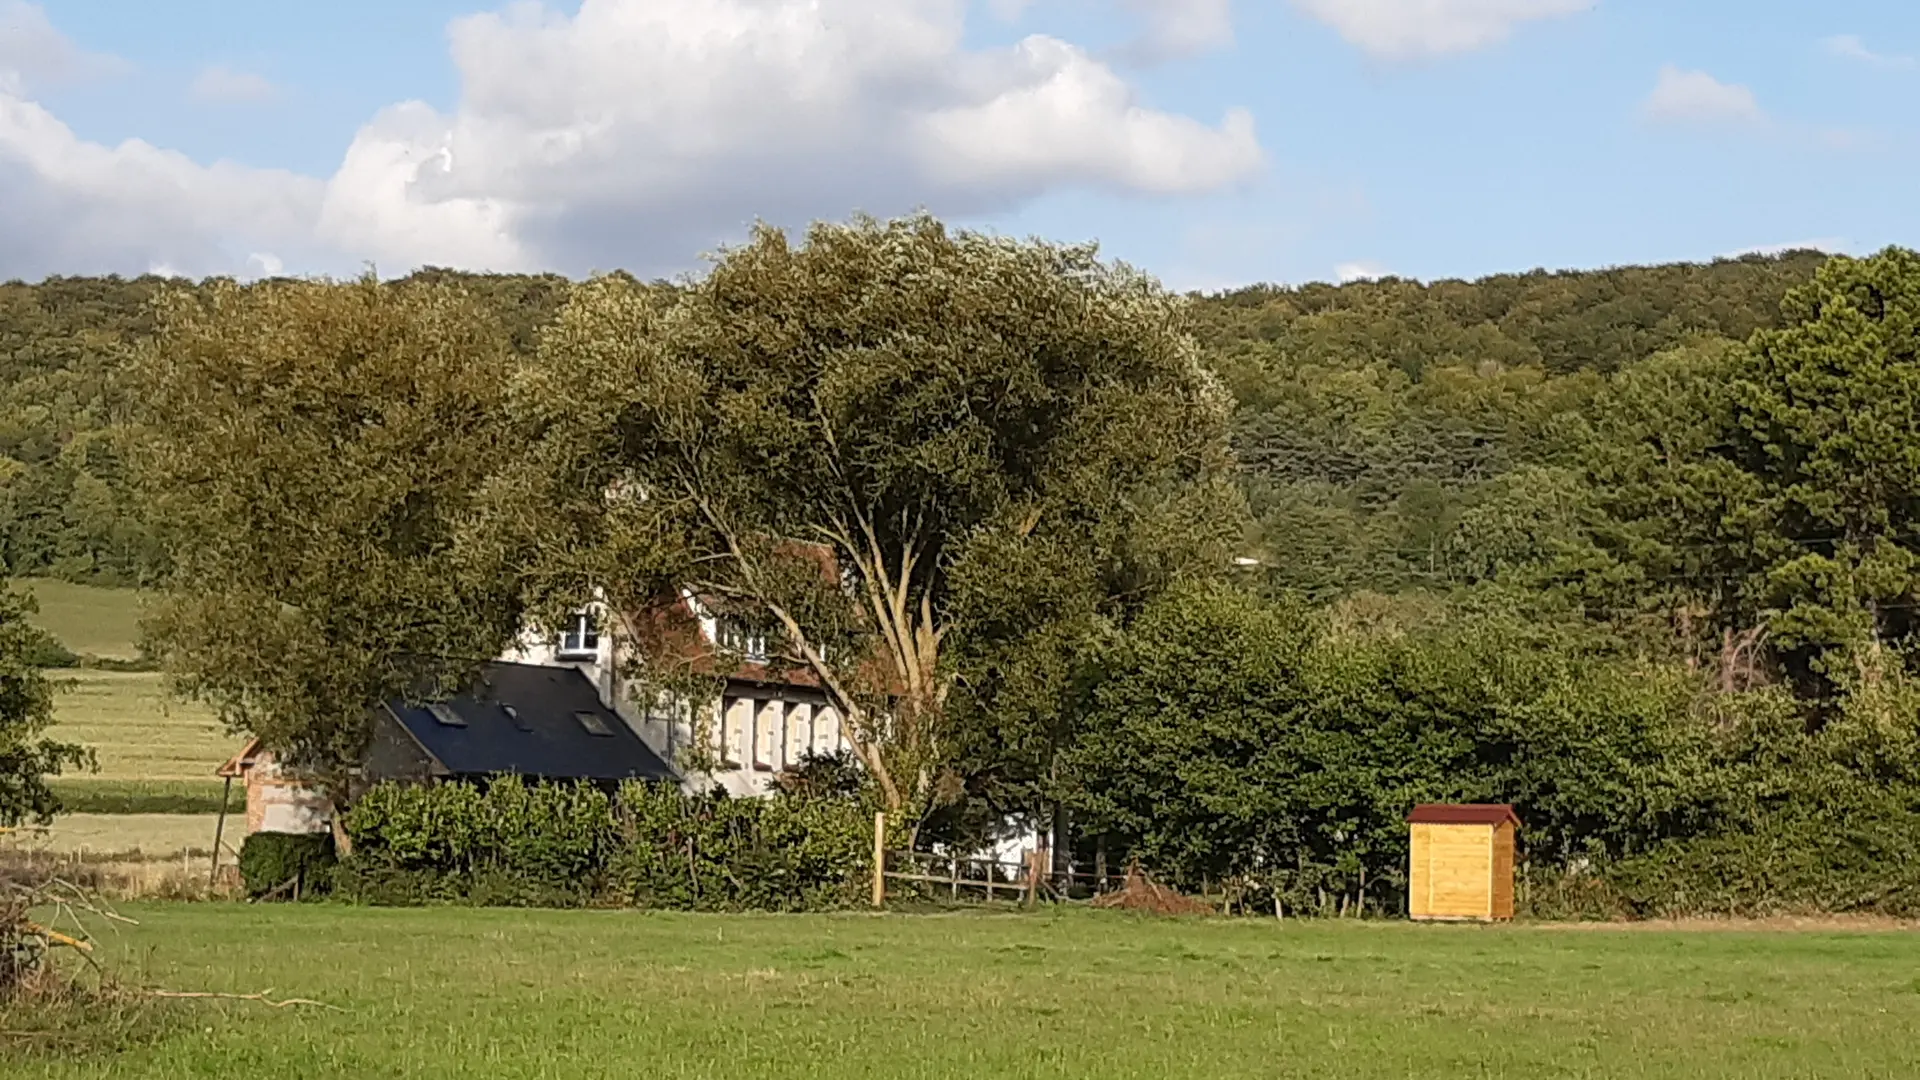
[{"left": 871, "top": 811, "right": 887, "bottom": 909}]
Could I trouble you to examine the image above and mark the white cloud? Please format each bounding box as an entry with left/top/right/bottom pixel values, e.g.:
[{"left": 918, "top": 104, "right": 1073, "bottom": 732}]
[
  {"left": 1642, "top": 65, "right": 1765, "bottom": 125},
  {"left": 317, "top": 0, "right": 1262, "bottom": 274},
  {"left": 190, "top": 66, "right": 278, "bottom": 104},
  {"left": 1288, "top": 0, "right": 1592, "bottom": 60},
  {"left": 1117, "top": 0, "right": 1234, "bottom": 63},
  {"left": 0, "top": 0, "right": 127, "bottom": 92},
  {"left": 1823, "top": 34, "right": 1914, "bottom": 69},
  {"left": 1335, "top": 260, "right": 1389, "bottom": 282},
  {"left": 0, "top": 0, "right": 1264, "bottom": 280},
  {"left": 0, "top": 92, "right": 325, "bottom": 279},
  {"left": 986, "top": 0, "right": 1234, "bottom": 63}
]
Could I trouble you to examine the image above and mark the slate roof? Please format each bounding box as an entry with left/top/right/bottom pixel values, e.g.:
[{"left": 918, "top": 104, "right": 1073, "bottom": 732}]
[{"left": 383, "top": 661, "right": 678, "bottom": 784}]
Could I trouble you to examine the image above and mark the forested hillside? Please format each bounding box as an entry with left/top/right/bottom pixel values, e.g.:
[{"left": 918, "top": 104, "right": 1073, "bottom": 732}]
[
  {"left": 1200, "top": 252, "right": 1830, "bottom": 596},
  {"left": 0, "top": 271, "right": 572, "bottom": 585},
  {"left": 1, "top": 252, "right": 1825, "bottom": 592}
]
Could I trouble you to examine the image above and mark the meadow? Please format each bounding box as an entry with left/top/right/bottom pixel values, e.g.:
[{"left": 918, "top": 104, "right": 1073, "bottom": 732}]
[
  {"left": 15, "top": 578, "right": 149, "bottom": 661},
  {"left": 6, "top": 906, "right": 1920, "bottom": 1078},
  {"left": 13, "top": 580, "right": 238, "bottom": 860}
]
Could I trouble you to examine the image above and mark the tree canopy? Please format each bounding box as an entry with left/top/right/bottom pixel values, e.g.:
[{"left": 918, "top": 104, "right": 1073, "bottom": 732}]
[
  {"left": 489, "top": 216, "right": 1243, "bottom": 814},
  {"left": 130, "top": 276, "right": 530, "bottom": 772}
]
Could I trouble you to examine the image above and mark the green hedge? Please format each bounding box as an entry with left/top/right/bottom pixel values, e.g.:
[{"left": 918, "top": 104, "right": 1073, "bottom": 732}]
[
  {"left": 1524, "top": 804, "right": 1920, "bottom": 920},
  {"left": 338, "top": 777, "right": 870, "bottom": 911},
  {"left": 237, "top": 832, "right": 336, "bottom": 899}
]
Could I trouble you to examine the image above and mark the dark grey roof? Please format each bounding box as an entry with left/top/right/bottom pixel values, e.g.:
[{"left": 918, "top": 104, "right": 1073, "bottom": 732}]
[{"left": 384, "top": 662, "right": 678, "bottom": 784}]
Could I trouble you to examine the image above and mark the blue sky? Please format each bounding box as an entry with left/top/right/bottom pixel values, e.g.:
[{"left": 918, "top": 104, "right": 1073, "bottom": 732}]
[{"left": 4, "top": 0, "right": 1918, "bottom": 289}]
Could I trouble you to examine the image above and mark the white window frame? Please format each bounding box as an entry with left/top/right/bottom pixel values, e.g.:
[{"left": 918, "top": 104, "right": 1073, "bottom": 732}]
[{"left": 557, "top": 611, "right": 600, "bottom": 659}]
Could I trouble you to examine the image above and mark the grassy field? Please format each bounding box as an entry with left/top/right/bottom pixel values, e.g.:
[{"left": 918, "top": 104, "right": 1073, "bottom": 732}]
[
  {"left": 8, "top": 907, "right": 1920, "bottom": 1078},
  {"left": 5, "top": 813, "right": 223, "bottom": 857},
  {"left": 46, "top": 669, "right": 239, "bottom": 782},
  {"left": 14, "top": 578, "right": 149, "bottom": 660},
  {"left": 45, "top": 779, "right": 233, "bottom": 816},
  {"left": 13, "top": 579, "right": 240, "bottom": 863}
]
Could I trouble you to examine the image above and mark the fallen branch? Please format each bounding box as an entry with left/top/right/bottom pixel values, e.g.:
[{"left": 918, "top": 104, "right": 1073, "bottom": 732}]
[
  {"left": 145, "top": 988, "right": 343, "bottom": 1012},
  {"left": 24, "top": 923, "right": 92, "bottom": 953}
]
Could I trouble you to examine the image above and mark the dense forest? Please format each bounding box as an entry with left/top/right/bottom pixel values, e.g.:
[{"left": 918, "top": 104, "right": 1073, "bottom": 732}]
[
  {"left": 16, "top": 237, "right": 1920, "bottom": 918},
  {"left": 0, "top": 252, "right": 1827, "bottom": 592}
]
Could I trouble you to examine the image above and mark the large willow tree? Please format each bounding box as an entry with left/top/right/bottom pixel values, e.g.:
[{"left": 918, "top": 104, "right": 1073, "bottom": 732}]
[
  {"left": 132, "top": 277, "right": 528, "bottom": 773},
  {"left": 494, "top": 216, "right": 1242, "bottom": 814}
]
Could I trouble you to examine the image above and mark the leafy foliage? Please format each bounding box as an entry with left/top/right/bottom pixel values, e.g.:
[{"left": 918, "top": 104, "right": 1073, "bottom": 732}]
[
  {"left": 491, "top": 215, "right": 1241, "bottom": 814},
  {"left": 236, "top": 831, "right": 337, "bottom": 899},
  {"left": 0, "top": 588, "right": 90, "bottom": 827},
  {"left": 337, "top": 778, "right": 869, "bottom": 911},
  {"left": 130, "top": 276, "right": 531, "bottom": 774},
  {"left": 1064, "top": 584, "right": 1730, "bottom": 914}
]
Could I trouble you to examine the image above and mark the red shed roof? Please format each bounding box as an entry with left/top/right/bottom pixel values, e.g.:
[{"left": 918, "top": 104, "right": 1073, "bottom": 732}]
[{"left": 1406, "top": 803, "right": 1520, "bottom": 826}]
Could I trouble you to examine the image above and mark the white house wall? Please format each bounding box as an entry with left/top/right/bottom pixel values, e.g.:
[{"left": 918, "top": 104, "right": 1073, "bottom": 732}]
[{"left": 501, "top": 601, "right": 851, "bottom": 798}]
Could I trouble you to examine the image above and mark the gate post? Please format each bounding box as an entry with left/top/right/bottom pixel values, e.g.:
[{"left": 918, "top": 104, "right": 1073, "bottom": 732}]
[{"left": 871, "top": 811, "right": 887, "bottom": 909}]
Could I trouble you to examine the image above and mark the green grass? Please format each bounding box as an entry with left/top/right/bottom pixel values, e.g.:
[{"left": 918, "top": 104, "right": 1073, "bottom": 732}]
[
  {"left": 46, "top": 671, "right": 240, "bottom": 783},
  {"left": 13, "top": 578, "right": 148, "bottom": 660},
  {"left": 7, "top": 907, "right": 1920, "bottom": 1078},
  {"left": 11, "top": 580, "right": 242, "bottom": 797},
  {"left": 48, "top": 779, "right": 234, "bottom": 816}
]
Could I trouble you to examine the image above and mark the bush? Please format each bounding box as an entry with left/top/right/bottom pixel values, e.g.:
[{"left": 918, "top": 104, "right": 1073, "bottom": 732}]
[
  {"left": 1064, "top": 585, "right": 1727, "bottom": 917},
  {"left": 237, "top": 832, "right": 336, "bottom": 899},
  {"left": 342, "top": 777, "right": 615, "bottom": 901},
  {"left": 609, "top": 782, "right": 870, "bottom": 911},
  {"left": 19, "top": 626, "right": 79, "bottom": 670},
  {"left": 336, "top": 778, "right": 869, "bottom": 911}
]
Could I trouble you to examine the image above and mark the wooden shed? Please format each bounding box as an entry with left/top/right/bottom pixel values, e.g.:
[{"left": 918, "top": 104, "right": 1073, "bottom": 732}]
[{"left": 1406, "top": 804, "right": 1520, "bottom": 922}]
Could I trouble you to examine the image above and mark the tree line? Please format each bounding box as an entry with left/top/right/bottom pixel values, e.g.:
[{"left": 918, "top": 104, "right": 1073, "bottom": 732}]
[{"left": 7, "top": 219, "right": 1917, "bottom": 917}]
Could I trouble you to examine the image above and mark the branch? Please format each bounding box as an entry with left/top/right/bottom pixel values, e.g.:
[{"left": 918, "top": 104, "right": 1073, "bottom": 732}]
[{"left": 146, "top": 988, "right": 345, "bottom": 1011}]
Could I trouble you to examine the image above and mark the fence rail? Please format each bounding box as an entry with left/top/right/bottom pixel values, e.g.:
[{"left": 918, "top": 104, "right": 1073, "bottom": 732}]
[{"left": 868, "top": 812, "right": 1130, "bottom": 909}]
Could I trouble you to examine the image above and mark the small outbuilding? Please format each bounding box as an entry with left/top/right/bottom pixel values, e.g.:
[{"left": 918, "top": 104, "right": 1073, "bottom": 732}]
[{"left": 1406, "top": 803, "right": 1520, "bottom": 922}]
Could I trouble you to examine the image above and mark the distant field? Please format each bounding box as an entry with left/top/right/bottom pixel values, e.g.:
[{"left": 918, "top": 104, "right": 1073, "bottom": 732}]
[
  {"left": 13, "top": 577, "right": 149, "bottom": 659},
  {"left": 7, "top": 907, "right": 1920, "bottom": 1077},
  {"left": 46, "top": 670, "right": 240, "bottom": 781},
  {"left": 47, "top": 778, "right": 233, "bottom": 815},
  {"left": 13, "top": 580, "right": 242, "bottom": 788},
  {"left": 3, "top": 812, "right": 221, "bottom": 857}
]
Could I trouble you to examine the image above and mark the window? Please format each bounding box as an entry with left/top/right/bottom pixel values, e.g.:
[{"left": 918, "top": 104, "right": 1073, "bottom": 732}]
[
  {"left": 573, "top": 710, "right": 615, "bottom": 737},
  {"left": 427, "top": 703, "right": 466, "bottom": 727},
  {"left": 716, "top": 618, "right": 768, "bottom": 663},
  {"left": 557, "top": 612, "right": 600, "bottom": 658}
]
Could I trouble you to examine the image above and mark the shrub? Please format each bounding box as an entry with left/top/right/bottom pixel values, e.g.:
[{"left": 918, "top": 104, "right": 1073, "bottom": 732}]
[
  {"left": 237, "top": 832, "right": 336, "bottom": 899},
  {"left": 609, "top": 782, "right": 870, "bottom": 911},
  {"left": 342, "top": 777, "right": 615, "bottom": 900},
  {"left": 336, "top": 778, "right": 869, "bottom": 911}
]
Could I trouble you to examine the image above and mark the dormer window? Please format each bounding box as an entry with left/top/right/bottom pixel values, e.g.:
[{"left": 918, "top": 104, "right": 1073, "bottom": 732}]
[
  {"left": 716, "top": 618, "right": 769, "bottom": 663},
  {"left": 557, "top": 612, "right": 600, "bottom": 659}
]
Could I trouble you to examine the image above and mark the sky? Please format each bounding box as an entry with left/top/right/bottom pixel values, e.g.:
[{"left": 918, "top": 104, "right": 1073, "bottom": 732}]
[{"left": 1, "top": 0, "right": 1916, "bottom": 290}]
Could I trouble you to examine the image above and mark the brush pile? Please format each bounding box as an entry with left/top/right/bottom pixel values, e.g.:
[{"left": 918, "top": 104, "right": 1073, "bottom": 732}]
[
  {"left": 1090, "top": 865, "right": 1213, "bottom": 916},
  {"left": 1, "top": 874, "right": 124, "bottom": 1002}
]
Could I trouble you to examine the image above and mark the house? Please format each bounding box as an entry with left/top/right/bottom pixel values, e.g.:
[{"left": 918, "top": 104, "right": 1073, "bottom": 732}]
[
  {"left": 501, "top": 589, "right": 855, "bottom": 798},
  {"left": 216, "top": 660, "right": 679, "bottom": 836}
]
